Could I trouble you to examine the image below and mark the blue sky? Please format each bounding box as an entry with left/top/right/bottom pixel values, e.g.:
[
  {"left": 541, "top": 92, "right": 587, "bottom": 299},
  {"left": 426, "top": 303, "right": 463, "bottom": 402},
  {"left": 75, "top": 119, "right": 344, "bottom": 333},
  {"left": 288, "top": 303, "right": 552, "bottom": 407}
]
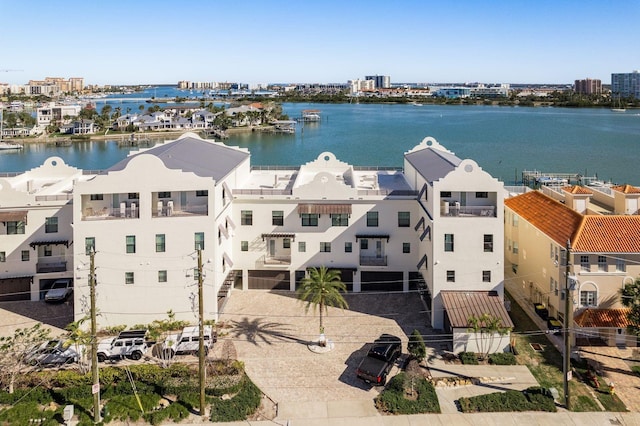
[{"left": 1, "top": 0, "right": 638, "bottom": 86}]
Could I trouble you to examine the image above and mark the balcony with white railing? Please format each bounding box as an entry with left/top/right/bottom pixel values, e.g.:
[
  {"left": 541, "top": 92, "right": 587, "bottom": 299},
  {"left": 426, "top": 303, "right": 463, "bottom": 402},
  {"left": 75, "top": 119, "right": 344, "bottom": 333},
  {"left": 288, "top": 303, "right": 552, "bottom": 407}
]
[{"left": 440, "top": 203, "right": 496, "bottom": 218}]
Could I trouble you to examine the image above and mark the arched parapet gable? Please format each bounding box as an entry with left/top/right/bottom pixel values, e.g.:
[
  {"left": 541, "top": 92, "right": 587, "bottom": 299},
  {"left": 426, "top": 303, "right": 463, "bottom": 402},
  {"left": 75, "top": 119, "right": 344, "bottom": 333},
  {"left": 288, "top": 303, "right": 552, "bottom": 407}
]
[{"left": 405, "top": 136, "right": 455, "bottom": 155}]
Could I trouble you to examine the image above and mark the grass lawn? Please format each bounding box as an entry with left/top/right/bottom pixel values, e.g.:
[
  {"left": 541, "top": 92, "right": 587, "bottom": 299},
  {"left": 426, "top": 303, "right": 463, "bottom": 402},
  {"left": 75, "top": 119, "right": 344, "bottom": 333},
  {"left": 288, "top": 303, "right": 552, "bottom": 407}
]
[{"left": 506, "top": 290, "right": 626, "bottom": 412}]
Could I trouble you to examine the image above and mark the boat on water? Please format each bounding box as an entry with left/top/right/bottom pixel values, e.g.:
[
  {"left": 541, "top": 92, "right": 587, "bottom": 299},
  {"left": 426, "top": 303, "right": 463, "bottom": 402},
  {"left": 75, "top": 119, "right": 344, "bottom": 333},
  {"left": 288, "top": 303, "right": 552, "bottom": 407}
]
[
  {"left": 297, "top": 109, "right": 321, "bottom": 122},
  {"left": 0, "top": 141, "right": 23, "bottom": 150}
]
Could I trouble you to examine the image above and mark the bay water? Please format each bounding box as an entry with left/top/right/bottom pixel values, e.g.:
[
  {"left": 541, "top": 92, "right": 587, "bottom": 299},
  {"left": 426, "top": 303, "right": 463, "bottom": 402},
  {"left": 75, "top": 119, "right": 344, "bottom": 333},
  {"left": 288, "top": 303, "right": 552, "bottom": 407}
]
[{"left": 1, "top": 90, "right": 639, "bottom": 185}]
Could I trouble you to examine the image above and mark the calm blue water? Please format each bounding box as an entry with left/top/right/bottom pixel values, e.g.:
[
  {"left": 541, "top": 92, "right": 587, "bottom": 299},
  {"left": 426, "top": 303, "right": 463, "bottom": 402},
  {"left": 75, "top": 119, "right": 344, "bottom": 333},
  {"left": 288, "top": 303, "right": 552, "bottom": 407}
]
[{"left": 2, "top": 87, "right": 639, "bottom": 185}]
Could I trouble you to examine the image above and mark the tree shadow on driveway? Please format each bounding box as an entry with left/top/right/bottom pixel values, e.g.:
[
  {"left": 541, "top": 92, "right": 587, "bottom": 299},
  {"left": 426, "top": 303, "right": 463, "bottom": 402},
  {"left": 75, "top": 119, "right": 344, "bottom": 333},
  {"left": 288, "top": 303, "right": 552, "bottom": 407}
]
[{"left": 229, "top": 316, "right": 311, "bottom": 347}]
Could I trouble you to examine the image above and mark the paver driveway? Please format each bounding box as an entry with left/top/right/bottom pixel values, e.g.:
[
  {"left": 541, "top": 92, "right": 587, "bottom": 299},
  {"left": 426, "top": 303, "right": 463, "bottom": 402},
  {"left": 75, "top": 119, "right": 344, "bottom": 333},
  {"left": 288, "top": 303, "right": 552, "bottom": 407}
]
[{"left": 217, "top": 290, "right": 430, "bottom": 404}]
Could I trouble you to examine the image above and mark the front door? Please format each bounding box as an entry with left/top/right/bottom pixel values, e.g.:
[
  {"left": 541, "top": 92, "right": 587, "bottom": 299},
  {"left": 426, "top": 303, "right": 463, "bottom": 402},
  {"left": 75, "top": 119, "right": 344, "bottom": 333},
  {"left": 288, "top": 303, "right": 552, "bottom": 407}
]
[
  {"left": 376, "top": 240, "right": 382, "bottom": 258},
  {"left": 269, "top": 239, "right": 276, "bottom": 257}
]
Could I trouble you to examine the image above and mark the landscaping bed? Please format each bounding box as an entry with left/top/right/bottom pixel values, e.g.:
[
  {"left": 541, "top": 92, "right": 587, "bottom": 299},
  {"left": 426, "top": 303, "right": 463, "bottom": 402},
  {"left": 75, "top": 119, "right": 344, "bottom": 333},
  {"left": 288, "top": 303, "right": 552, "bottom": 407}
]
[
  {"left": 0, "top": 361, "right": 264, "bottom": 425},
  {"left": 458, "top": 386, "right": 556, "bottom": 413}
]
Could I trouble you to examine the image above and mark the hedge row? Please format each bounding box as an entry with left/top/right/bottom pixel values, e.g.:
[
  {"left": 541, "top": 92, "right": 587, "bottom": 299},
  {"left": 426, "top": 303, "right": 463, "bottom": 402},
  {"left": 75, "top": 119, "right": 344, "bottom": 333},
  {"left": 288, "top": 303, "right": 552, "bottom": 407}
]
[{"left": 458, "top": 386, "right": 556, "bottom": 413}]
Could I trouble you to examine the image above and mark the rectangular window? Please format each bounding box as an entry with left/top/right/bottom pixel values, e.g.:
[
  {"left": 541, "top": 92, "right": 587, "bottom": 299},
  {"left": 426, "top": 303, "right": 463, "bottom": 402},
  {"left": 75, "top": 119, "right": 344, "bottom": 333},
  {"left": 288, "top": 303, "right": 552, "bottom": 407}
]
[
  {"left": 298, "top": 241, "right": 306, "bottom": 252},
  {"left": 360, "top": 239, "right": 369, "bottom": 250},
  {"left": 45, "top": 217, "right": 58, "bottom": 233},
  {"left": 44, "top": 246, "right": 52, "bottom": 257},
  {"left": 156, "top": 234, "right": 165, "bottom": 252},
  {"left": 366, "top": 211, "right": 379, "bottom": 227},
  {"left": 446, "top": 270, "right": 455, "bottom": 282},
  {"left": 241, "top": 241, "right": 248, "bottom": 251},
  {"left": 158, "top": 192, "right": 171, "bottom": 198},
  {"left": 125, "top": 272, "right": 134, "bottom": 284},
  {"left": 616, "top": 258, "right": 626, "bottom": 272},
  {"left": 158, "top": 270, "right": 167, "bottom": 283},
  {"left": 272, "top": 211, "right": 284, "bottom": 226},
  {"left": 0, "top": 252, "right": 5, "bottom": 262},
  {"left": 345, "top": 242, "right": 352, "bottom": 253},
  {"left": 398, "top": 211, "right": 410, "bottom": 227},
  {"left": 580, "top": 291, "right": 597, "bottom": 307},
  {"left": 90, "top": 194, "right": 103, "bottom": 201},
  {"left": 196, "top": 190, "right": 208, "bottom": 197},
  {"left": 403, "top": 242, "right": 411, "bottom": 253},
  {"left": 320, "top": 242, "right": 331, "bottom": 253},
  {"left": 6, "top": 221, "right": 25, "bottom": 235},
  {"left": 483, "top": 234, "right": 493, "bottom": 252},
  {"left": 194, "top": 232, "right": 205, "bottom": 250},
  {"left": 20, "top": 250, "right": 29, "bottom": 261},
  {"left": 241, "top": 210, "right": 253, "bottom": 225},
  {"left": 85, "top": 237, "right": 95, "bottom": 255},
  {"left": 580, "top": 255, "right": 590, "bottom": 272},
  {"left": 331, "top": 213, "right": 349, "bottom": 226},
  {"left": 483, "top": 270, "right": 491, "bottom": 282},
  {"left": 126, "top": 235, "right": 136, "bottom": 254},
  {"left": 512, "top": 241, "right": 519, "bottom": 254},
  {"left": 128, "top": 193, "right": 139, "bottom": 200},
  {"left": 512, "top": 214, "right": 518, "bottom": 227},
  {"left": 444, "top": 234, "right": 454, "bottom": 252},
  {"left": 301, "top": 213, "right": 319, "bottom": 226},
  {"left": 440, "top": 191, "right": 452, "bottom": 198},
  {"left": 597, "top": 255, "right": 606, "bottom": 272},
  {"left": 475, "top": 192, "right": 488, "bottom": 198},
  {"left": 283, "top": 238, "right": 291, "bottom": 249}
]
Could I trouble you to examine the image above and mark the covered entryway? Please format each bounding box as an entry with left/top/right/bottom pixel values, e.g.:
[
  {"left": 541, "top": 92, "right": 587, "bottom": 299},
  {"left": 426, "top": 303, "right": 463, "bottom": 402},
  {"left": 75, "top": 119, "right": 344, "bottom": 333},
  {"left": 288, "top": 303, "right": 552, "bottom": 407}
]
[
  {"left": 248, "top": 270, "right": 290, "bottom": 290},
  {"left": 360, "top": 271, "right": 403, "bottom": 292}
]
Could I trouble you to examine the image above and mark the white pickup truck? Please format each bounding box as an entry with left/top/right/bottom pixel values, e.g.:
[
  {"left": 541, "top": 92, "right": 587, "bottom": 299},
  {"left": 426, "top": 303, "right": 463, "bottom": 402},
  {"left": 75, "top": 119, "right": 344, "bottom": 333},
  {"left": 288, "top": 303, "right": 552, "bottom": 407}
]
[{"left": 162, "top": 326, "right": 216, "bottom": 357}]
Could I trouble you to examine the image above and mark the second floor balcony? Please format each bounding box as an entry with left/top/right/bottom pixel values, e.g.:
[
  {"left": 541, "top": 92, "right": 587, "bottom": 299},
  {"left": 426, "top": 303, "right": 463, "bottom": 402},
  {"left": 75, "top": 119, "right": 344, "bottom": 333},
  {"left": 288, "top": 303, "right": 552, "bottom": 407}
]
[{"left": 360, "top": 255, "right": 388, "bottom": 266}]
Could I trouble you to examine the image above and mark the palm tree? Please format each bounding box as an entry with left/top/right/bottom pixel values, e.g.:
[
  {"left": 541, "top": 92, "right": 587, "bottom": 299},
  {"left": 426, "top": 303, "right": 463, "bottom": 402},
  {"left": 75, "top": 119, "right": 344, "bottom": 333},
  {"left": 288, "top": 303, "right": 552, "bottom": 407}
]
[
  {"left": 467, "top": 313, "right": 511, "bottom": 361},
  {"left": 297, "top": 266, "right": 348, "bottom": 346}
]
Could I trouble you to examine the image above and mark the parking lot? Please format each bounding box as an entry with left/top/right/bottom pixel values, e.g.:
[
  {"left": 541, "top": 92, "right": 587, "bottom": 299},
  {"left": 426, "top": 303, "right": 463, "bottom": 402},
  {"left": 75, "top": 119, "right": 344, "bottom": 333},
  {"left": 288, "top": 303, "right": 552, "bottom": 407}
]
[
  {"left": 216, "top": 290, "right": 431, "bottom": 404},
  {"left": 0, "top": 299, "right": 73, "bottom": 338}
]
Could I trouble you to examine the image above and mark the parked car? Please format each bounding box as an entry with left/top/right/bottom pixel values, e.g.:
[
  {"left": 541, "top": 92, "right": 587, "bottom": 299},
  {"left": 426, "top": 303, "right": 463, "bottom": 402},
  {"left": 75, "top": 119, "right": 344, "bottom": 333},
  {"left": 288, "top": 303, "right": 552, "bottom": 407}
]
[
  {"left": 356, "top": 334, "right": 402, "bottom": 385},
  {"left": 44, "top": 279, "right": 73, "bottom": 303},
  {"left": 25, "top": 340, "right": 78, "bottom": 367},
  {"left": 162, "top": 325, "right": 217, "bottom": 357},
  {"left": 97, "top": 330, "right": 149, "bottom": 362}
]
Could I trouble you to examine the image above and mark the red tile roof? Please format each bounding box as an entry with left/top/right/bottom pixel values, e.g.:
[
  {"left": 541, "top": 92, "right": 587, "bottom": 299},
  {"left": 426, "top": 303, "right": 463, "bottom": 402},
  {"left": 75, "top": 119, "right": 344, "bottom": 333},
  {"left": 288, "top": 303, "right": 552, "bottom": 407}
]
[
  {"left": 441, "top": 291, "right": 514, "bottom": 329},
  {"left": 574, "top": 308, "right": 633, "bottom": 328},
  {"left": 562, "top": 185, "right": 593, "bottom": 195},
  {"left": 573, "top": 216, "right": 640, "bottom": 253},
  {"left": 505, "top": 191, "right": 582, "bottom": 246},
  {"left": 506, "top": 191, "right": 640, "bottom": 253},
  {"left": 612, "top": 184, "right": 640, "bottom": 194}
]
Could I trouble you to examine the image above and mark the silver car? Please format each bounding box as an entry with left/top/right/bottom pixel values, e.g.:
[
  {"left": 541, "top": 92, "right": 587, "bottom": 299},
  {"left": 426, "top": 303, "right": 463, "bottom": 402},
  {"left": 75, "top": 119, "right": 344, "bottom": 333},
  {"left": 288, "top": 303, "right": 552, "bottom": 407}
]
[
  {"left": 44, "top": 279, "right": 73, "bottom": 303},
  {"left": 25, "top": 340, "right": 78, "bottom": 367}
]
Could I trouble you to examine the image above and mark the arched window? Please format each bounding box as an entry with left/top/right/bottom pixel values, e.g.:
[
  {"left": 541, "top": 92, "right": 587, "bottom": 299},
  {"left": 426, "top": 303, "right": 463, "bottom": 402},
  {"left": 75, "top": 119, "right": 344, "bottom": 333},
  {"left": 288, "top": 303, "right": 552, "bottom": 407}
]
[{"left": 579, "top": 282, "right": 598, "bottom": 307}]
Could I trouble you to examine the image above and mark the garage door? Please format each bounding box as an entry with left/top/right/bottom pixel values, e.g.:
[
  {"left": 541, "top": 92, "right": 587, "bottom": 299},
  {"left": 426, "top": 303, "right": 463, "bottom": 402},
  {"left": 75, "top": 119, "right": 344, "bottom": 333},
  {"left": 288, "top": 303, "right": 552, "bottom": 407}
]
[
  {"left": 360, "top": 271, "right": 403, "bottom": 292},
  {"left": 248, "top": 270, "right": 290, "bottom": 290},
  {"left": 0, "top": 277, "right": 31, "bottom": 301}
]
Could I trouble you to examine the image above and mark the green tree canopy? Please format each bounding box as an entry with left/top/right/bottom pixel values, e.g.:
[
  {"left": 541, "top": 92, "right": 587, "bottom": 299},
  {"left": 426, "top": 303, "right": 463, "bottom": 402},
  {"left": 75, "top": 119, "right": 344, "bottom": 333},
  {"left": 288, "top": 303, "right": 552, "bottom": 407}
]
[
  {"left": 621, "top": 278, "right": 640, "bottom": 335},
  {"left": 296, "top": 267, "right": 349, "bottom": 341}
]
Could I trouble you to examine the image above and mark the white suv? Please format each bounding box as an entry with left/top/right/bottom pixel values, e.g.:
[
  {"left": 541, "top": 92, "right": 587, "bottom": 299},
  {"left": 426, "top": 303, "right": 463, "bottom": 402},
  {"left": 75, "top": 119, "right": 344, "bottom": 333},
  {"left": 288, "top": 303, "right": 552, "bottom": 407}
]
[
  {"left": 162, "top": 326, "right": 216, "bottom": 357},
  {"left": 97, "top": 330, "right": 148, "bottom": 362}
]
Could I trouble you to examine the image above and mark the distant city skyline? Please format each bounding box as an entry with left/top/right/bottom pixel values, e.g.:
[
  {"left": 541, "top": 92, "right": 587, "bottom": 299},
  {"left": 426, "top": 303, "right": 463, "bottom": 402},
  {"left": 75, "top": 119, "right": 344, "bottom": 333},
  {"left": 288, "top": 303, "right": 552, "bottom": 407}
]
[{"left": 1, "top": 0, "right": 639, "bottom": 86}]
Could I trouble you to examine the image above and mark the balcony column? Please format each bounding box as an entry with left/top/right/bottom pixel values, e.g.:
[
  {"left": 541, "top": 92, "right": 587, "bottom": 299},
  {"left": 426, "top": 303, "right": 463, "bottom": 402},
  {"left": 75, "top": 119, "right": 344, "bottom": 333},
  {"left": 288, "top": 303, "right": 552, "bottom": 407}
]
[
  {"left": 353, "top": 271, "right": 361, "bottom": 293},
  {"left": 242, "top": 269, "right": 249, "bottom": 291},
  {"left": 403, "top": 270, "right": 409, "bottom": 292}
]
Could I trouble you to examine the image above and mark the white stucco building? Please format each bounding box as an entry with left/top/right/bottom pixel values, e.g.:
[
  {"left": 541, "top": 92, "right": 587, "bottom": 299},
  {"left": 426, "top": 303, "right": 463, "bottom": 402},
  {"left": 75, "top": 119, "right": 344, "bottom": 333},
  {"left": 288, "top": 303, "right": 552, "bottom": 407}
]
[{"left": 0, "top": 158, "right": 83, "bottom": 301}]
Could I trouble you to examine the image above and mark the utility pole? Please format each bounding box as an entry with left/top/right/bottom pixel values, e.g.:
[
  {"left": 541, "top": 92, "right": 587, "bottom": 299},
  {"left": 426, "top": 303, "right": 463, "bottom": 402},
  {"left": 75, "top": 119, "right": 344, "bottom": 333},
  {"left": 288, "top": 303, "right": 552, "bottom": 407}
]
[
  {"left": 197, "top": 248, "right": 206, "bottom": 419},
  {"left": 563, "top": 239, "right": 572, "bottom": 410},
  {"left": 89, "top": 248, "right": 101, "bottom": 423}
]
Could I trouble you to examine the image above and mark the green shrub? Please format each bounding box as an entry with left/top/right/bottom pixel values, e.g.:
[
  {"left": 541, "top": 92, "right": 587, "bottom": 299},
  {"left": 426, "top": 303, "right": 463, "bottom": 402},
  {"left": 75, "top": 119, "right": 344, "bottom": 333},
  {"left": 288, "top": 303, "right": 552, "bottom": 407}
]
[
  {"left": 209, "top": 376, "right": 262, "bottom": 422},
  {"left": 488, "top": 352, "right": 517, "bottom": 365},
  {"left": 632, "top": 366, "right": 640, "bottom": 376},
  {"left": 103, "top": 393, "right": 161, "bottom": 423},
  {"left": 459, "top": 387, "right": 556, "bottom": 413},
  {"left": 51, "top": 369, "right": 91, "bottom": 387},
  {"left": 375, "top": 372, "right": 440, "bottom": 414},
  {"left": 0, "top": 401, "right": 58, "bottom": 425},
  {"left": 0, "top": 388, "right": 52, "bottom": 405},
  {"left": 407, "top": 329, "right": 426, "bottom": 361},
  {"left": 459, "top": 352, "right": 479, "bottom": 365},
  {"left": 145, "top": 402, "right": 190, "bottom": 425}
]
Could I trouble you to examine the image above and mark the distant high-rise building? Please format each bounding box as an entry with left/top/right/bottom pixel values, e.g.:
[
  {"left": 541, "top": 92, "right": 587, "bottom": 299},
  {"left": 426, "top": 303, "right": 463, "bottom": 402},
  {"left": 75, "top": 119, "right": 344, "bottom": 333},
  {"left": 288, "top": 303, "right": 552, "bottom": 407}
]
[
  {"left": 611, "top": 71, "right": 640, "bottom": 99},
  {"left": 365, "top": 75, "right": 391, "bottom": 89},
  {"left": 574, "top": 78, "right": 601, "bottom": 95}
]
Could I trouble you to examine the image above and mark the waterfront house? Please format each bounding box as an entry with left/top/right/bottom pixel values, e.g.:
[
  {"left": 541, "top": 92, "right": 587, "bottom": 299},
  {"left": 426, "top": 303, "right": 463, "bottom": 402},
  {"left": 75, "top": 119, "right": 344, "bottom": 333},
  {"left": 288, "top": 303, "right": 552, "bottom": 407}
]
[
  {"left": 0, "top": 133, "right": 507, "bottom": 346},
  {"left": 505, "top": 189, "right": 640, "bottom": 347}
]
